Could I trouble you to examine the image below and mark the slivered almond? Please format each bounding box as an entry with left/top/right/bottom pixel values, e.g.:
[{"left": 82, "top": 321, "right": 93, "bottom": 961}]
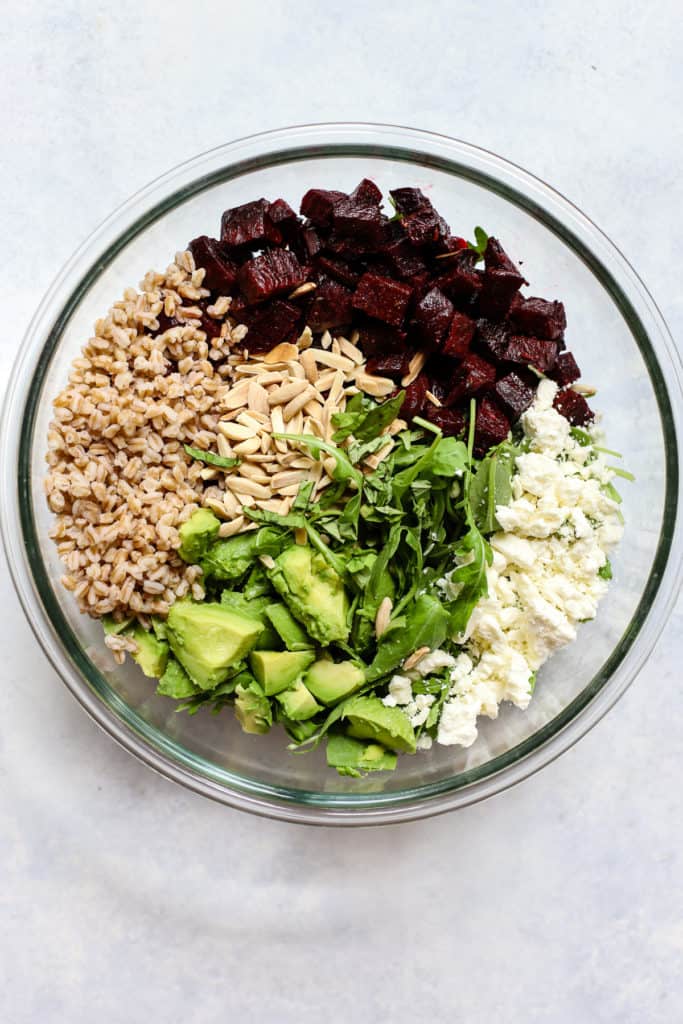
[
  {"left": 268, "top": 379, "right": 309, "bottom": 406},
  {"left": 222, "top": 381, "right": 251, "bottom": 409},
  {"left": 401, "top": 350, "right": 427, "bottom": 387},
  {"left": 236, "top": 369, "right": 286, "bottom": 387},
  {"left": 264, "top": 342, "right": 299, "bottom": 364},
  {"left": 287, "top": 359, "right": 306, "bottom": 380},
  {"left": 315, "top": 369, "right": 338, "bottom": 392},
  {"left": 349, "top": 329, "right": 360, "bottom": 345},
  {"left": 331, "top": 338, "right": 342, "bottom": 356},
  {"left": 297, "top": 325, "right": 313, "bottom": 349},
  {"left": 403, "top": 646, "right": 431, "bottom": 671},
  {"left": 303, "top": 398, "right": 323, "bottom": 417},
  {"left": 329, "top": 369, "right": 345, "bottom": 405},
  {"left": 255, "top": 498, "right": 290, "bottom": 514},
  {"left": 271, "top": 469, "right": 310, "bottom": 489},
  {"left": 235, "top": 411, "right": 265, "bottom": 432},
  {"left": 199, "top": 467, "right": 219, "bottom": 481},
  {"left": 374, "top": 597, "right": 393, "bottom": 638},
  {"left": 310, "top": 349, "right": 355, "bottom": 372},
  {"left": 232, "top": 362, "right": 272, "bottom": 376},
  {"left": 260, "top": 432, "right": 272, "bottom": 454},
  {"left": 571, "top": 383, "right": 597, "bottom": 396},
  {"left": 204, "top": 497, "right": 229, "bottom": 519},
  {"left": 356, "top": 371, "right": 395, "bottom": 397},
  {"left": 218, "top": 516, "right": 245, "bottom": 538},
  {"left": 247, "top": 381, "right": 270, "bottom": 415},
  {"left": 288, "top": 282, "right": 316, "bottom": 299},
  {"left": 225, "top": 476, "right": 271, "bottom": 499},
  {"left": 260, "top": 554, "right": 276, "bottom": 569},
  {"left": 300, "top": 349, "right": 319, "bottom": 384},
  {"left": 278, "top": 482, "right": 308, "bottom": 496},
  {"left": 218, "top": 421, "right": 254, "bottom": 442},
  {"left": 216, "top": 435, "right": 234, "bottom": 459},
  {"left": 320, "top": 330, "right": 333, "bottom": 350},
  {"left": 339, "top": 337, "right": 364, "bottom": 364},
  {"left": 271, "top": 406, "right": 287, "bottom": 452},
  {"left": 388, "top": 418, "right": 407, "bottom": 436},
  {"left": 425, "top": 390, "right": 442, "bottom": 407},
  {"left": 283, "top": 387, "right": 315, "bottom": 422},
  {"left": 237, "top": 463, "right": 271, "bottom": 484},
  {"left": 221, "top": 490, "right": 241, "bottom": 516},
  {"left": 363, "top": 441, "right": 393, "bottom": 470},
  {"left": 289, "top": 411, "right": 304, "bottom": 435}
]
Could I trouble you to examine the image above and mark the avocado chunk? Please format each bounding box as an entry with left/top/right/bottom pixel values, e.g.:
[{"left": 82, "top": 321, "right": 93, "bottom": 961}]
[
  {"left": 276, "top": 712, "right": 319, "bottom": 744},
  {"left": 102, "top": 614, "right": 134, "bottom": 636},
  {"left": 326, "top": 733, "right": 397, "bottom": 777},
  {"left": 249, "top": 649, "right": 317, "bottom": 696},
  {"left": 178, "top": 508, "right": 220, "bottom": 564},
  {"left": 276, "top": 679, "right": 323, "bottom": 721},
  {"left": 200, "top": 526, "right": 282, "bottom": 582},
  {"left": 156, "top": 657, "right": 198, "bottom": 699},
  {"left": 305, "top": 659, "right": 364, "bottom": 705},
  {"left": 131, "top": 626, "right": 169, "bottom": 678},
  {"left": 221, "top": 592, "right": 281, "bottom": 649},
  {"left": 166, "top": 599, "right": 263, "bottom": 690},
  {"left": 234, "top": 679, "right": 272, "bottom": 734},
  {"left": 265, "top": 603, "right": 314, "bottom": 651},
  {"left": 342, "top": 695, "right": 416, "bottom": 753},
  {"left": 268, "top": 545, "right": 350, "bottom": 645},
  {"left": 151, "top": 616, "right": 168, "bottom": 641}
]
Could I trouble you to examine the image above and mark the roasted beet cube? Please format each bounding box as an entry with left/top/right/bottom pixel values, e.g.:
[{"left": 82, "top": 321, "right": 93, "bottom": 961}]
[
  {"left": 553, "top": 387, "right": 594, "bottom": 426},
  {"left": 442, "top": 310, "right": 476, "bottom": 359},
  {"left": 506, "top": 335, "right": 559, "bottom": 373},
  {"left": 315, "top": 255, "right": 361, "bottom": 288},
  {"left": 424, "top": 405, "right": 467, "bottom": 437},
  {"left": 402, "top": 206, "right": 449, "bottom": 247},
  {"left": 401, "top": 373, "right": 429, "bottom": 419},
  {"left": 448, "top": 353, "right": 497, "bottom": 403},
  {"left": 508, "top": 294, "right": 567, "bottom": 340},
  {"left": 331, "top": 194, "right": 384, "bottom": 244},
  {"left": 548, "top": 350, "right": 581, "bottom": 386},
  {"left": 389, "top": 187, "right": 430, "bottom": 215},
  {"left": 437, "top": 235, "right": 469, "bottom": 254},
  {"left": 220, "top": 199, "right": 282, "bottom": 250},
  {"left": 300, "top": 188, "right": 347, "bottom": 227},
  {"left": 474, "top": 397, "right": 511, "bottom": 456},
  {"left": 237, "top": 250, "right": 306, "bottom": 305},
  {"left": 382, "top": 238, "right": 428, "bottom": 281},
  {"left": 425, "top": 355, "right": 459, "bottom": 405},
  {"left": 306, "top": 278, "right": 353, "bottom": 332},
  {"left": 238, "top": 300, "right": 301, "bottom": 352},
  {"left": 152, "top": 312, "right": 182, "bottom": 334},
  {"left": 199, "top": 311, "right": 224, "bottom": 341},
  {"left": 267, "top": 197, "right": 297, "bottom": 228},
  {"left": 355, "top": 322, "right": 408, "bottom": 357},
  {"left": 478, "top": 237, "right": 527, "bottom": 319},
  {"left": 300, "top": 225, "right": 324, "bottom": 260},
  {"left": 475, "top": 319, "right": 510, "bottom": 361},
  {"left": 352, "top": 272, "right": 412, "bottom": 328},
  {"left": 435, "top": 250, "right": 483, "bottom": 304},
  {"left": 484, "top": 237, "right": 527, "bottom": 278},
  {"left": 350, "top": 178, "right": 383, "bottom": 206},
  {"left": 188, "top": 236, "right": 239, "bottom": 294},
  {"left": 366, "top": 351, "right": 411, "bottom": 381},
  {"left": 494, "top": 372, "right": 535, "bottom": 421},
  {"left": 411, "top": 287, "right": 454, "bottom": 347}
]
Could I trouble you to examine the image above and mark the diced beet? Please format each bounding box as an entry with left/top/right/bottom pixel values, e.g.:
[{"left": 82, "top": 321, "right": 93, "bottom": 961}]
[
  {"left": 350, "top": 178, "right": 383, "bottom": 206},
  {"left": 237, "top": 250, "right": 306, "bottom": 305},
  {"left": 434, "top": 250, "right": 483, "bottom": 304},
  {"left": 355, "top": 322, "right": 408, "bottom": 357},
  {"left": 352, "top": 272, "right": 412, "bottom": 328},
  {"left": 478, "top": 237, "right": 527, "bottom": 319},
  {"left": 474, "top": 397, "right": 511, "bottom": 456},
  {"left": 494, "top": 372, "right": 535, "bottom": 421},
  {"left": 506, "top": 335, "right": 559, "bottom": 373},
  {"left": 553, "top": 388, "right": 594, "bottom": 426},
  {"left": 402, "top": 206, "right": 449, "bottom": 247},
  {"left": 425, "top": 354, "right": 459, "bottom": 405},
  {"left": 448, "top": 353, "right": 497, "bottom": 403},
  {"left": 389, "top": 187, "right": 430, "bottom": 215},
  {"left": 424, "top": 405, "right": 467, "bottom": 437},
  {"left": 442, "top": 310, "right": 476, "bottom": 359},
  {"left": 411, "top": 287, "right": 454, "bottom": 347},
  {"left": 237, "top": 300, "right": 301, "bottom": 352},
  {"left": 437, "top": 235, "right": 469, "bottom": 254},
  {"left": 330, "top": 194, "right": 384, "bottom": 245},
  {"left": 401, "top": 373, "right": 429, "bottom": 419},
  {"left": 220, "top": 199, "right": 282, "bottom": 250},
  {"left": 267, "top": 197, "right": 298, "bottom": 229},
  {"left": 508, "top": 294, "right": 567, "bottom": 340},
  {"left": 306, "top": 278, "right": 353, "bottom": 332},
  {"left": 301, "top": 225, "right": 324, "bottom": 260},
  {"left": 366, "top": 352, "right": 411, "bottom": 381},
  {"left": 382, "top": 238, "right": 428, "bottom": 281},
  {"left": 548, "top": 350, "right": 581, "bottom": 386},
  {"left": 199, "top": 312, "right": 224, "bottom": 341},
  {"left": 152, "top": 312, "right": 182, "bottom": 334},
  {"left": 300, "top": 189, "right": 347, "bottom": 227},
  {"left": 315, "top": 255, "right": 361, "bottom": 288},
  {"left": 475, "top": 320, "right": 510, "bottom": 361},
  {"left": 484, "top": 237, "right": 527, "bottom": 278},
  {"left": 188, "top": 236, "right": 239, "bottom": 294}
]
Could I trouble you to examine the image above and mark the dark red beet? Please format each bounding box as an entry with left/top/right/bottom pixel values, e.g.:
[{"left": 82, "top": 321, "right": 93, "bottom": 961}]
[
  {"left": 475, "top": 320, "right": 510, "bottom": 361},
  {"left": 153, "top": 312, "right": 182, "bottom": 334},
  {"left": 484, "top": 237, "right": 527, "bottom": 277},
  {"left": 382, "top": 238, "right": 428, "bottom": 281},
  {"left": 389, "top": 187, "right": 428, "bottom": 214},
  {"left": 506, "top": 335, "right": 559, "bottom": 373},
  {"left": 355, "top": 322, "right": 408, "bottom": 357},
  {"left": 425, "top": 355, "right": 459, "bottom": 405},
  {"left": 237, "top": 250, "right": 306, "bottom": 304},
  {"left": 411, "top": 287, "right": 454, "bottom": 347},
  {"left": 366, "top": 352, "right": 411, "bottom": 381},
  {"left": 401, "top": 373, "right": 429, "bottom": 419},
  {"left": 220, "top": 199, "right": 282, "bottom": 250},
  {"left": 553, "top": 388, "right": 594, "bottom": 425},
  {"left": 315, "top": 255, "right": 361, "bottom": 288},
  {"left": 478, "top": 237, "right": 527, "bottom": 319},
  {"left": 330, "top": 196, "right": 384, "bottom": 245},
  {"left": 548, "top": 350, "right": 581, "bottom": 386},
  {"left": 351, "top": 178, "right": 383, "bottom": 206},
  {"left": 352, "top": 272, "right": 412, "bottom": 328},
  {"left": 267, "top": 197, "right": 298, "bottom": 229},
  {"left": 434, "top": 250, "right": 483, "bottom": 304},
  {"left": 474, "top": 398, "right": 511, "bottom": 456},
  {"left": 300, "top": 189, "right": 347, "bottom": 227},
  {"left": 448, "top": 353, "right": 497, "bottom": 403},
  {"left": 402, "top": 206, "right": 449, "bottom": 247},
  {"left": 306, "top": 278, "right": 353, "bottom": 332},
  {"left": 237, "top": 300, "right": 301, "bottom": 352},
  {"left": 424, "top": 405, "right": 467, "bottom": 436},
  {"left": 494, "top": 372, "right": 535, "bottom": 421},
  {"left": 199, "top": 312, "right": 224, "bottom": 341},
  {"left": 508, "top": 294, "right": 567, "bottom": 340},
  {"left": 301, "top": 225, "right": 324, "bottom": 259},
  {"left": 188, "top": 236, "right": 239, "bottom": 294},
  {"left": 437, "top": 235, "right": 469, "bottom": 254},
  {"left": 442, "top": 310, "right": 476, "bottom": 359}
]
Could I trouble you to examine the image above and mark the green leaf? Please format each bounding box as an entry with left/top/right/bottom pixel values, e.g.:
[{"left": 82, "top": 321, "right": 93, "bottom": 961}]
[
  {"left": 570, "top": 427, "right": 593, "bottom": 447},
  {"left": 598, "top": 559, "right": 613, "bottom": 580},
  {"left": 353, "top": 391, "right": 405, "bottom": 442},
  {"left": 467, "top": 225, "right": 489, "bottom": 259},
  {"left": 183, "top": 445, "right": 240, "bottom": 469},
  {"left": 469, "top": 441, "right": 520, "bottom": 534},
  {"left": 446, "top": 513, "right": 493, "bottom": 637},
  {"left": 273, "top": 432, "right": 363, "bottom": 490},
  {"left": 367, "top": 593, "right": 450, "bottom": 681}
]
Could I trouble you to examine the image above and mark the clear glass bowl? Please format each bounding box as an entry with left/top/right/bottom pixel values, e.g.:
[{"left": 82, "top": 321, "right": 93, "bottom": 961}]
[{"left": 2, "top": 123, "right": 681, "bottom": 825}]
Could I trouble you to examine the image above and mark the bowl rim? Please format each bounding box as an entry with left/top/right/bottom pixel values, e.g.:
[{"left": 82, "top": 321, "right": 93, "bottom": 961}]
[{"left": 2, "top": 121, "right": 681, "bottom": 826}]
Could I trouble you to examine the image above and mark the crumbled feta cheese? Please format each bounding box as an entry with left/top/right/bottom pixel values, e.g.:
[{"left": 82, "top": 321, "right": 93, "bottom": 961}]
[
  {"left": 386, "top": 674, "right": 413, "bottom": 706},
  {"left": 414, "top": 649, "right": 456, "bottom": 676}
]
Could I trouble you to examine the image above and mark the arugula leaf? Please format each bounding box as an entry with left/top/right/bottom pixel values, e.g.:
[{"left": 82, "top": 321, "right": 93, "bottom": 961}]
[
  {"left": 467, "top": 225, "right": 489, "bottom": 260},
  {"left": 273, "top": 433, "right": 363, "bottom": 491},
  {"left": 292, "top": 479, "right": 315, "bottom": 511},
  {"left": 446, "top": 512, "right": 493, "bottom": 637},
  {"left": 200, "top": 526, "right": 285, "bottom": 581},
  {"left": 353, "top": 391, "right": 405, "bottom": 442},
  {"left": 366, "top": 593, "right": 450, "bottom": 681},
  {"left": 598, "top": 559, "right": 613, "bottom": 580},
  {"left": 469, "top": 440, "right": 520, "bottom": 534},
  {"left": 570, "top": 426, "right": 593, "bottom": 447},
  {"left": 183, "top": 445, "right": 240, "bottom": 470},
  {"left": 331, "top": 392, "right": 368, "bottom": 442}
]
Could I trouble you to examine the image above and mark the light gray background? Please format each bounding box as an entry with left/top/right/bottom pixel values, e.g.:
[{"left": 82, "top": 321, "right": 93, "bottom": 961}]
[{"left": 1, "top": 2, "right": 681, "bottom": 1021}]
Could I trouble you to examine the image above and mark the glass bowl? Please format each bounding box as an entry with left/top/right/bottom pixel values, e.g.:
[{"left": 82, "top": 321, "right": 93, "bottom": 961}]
[{"left": 2, "top": 123, "right": 681, "bottom": 826}]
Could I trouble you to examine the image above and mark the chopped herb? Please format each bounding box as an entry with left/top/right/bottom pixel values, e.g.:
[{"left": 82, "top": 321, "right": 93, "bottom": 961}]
[{"left": 183, "top": 445, "right": 240, "bottom": 469}]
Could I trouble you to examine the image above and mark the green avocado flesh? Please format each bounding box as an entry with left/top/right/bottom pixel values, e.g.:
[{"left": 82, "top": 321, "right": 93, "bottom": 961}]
[
  {"left": 342, "top": 695, "right": 416, "bottom": 754},
  {"left": 268, "top": 545, "right": 350, "bottom": 645},
  {"left": 249, "top": 649, "right": 317, "bottom": 696},
  {"left": 177, "top": 508, "right": 220, "bottom": 564},
  {"left": 166, "top": 599, "right": 263, "bottom": 691},
  {"left": 304, "top": 659, "right": 364, "bottom": 704},
  {"left": 276, "top": 679, "right": 323, "bottom": 721},
  {"left": 131, "top": 626, "right": 168, "bottom": 678}
]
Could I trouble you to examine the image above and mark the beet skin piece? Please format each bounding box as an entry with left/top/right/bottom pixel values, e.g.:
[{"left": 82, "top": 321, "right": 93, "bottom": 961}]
[
  {"left": 505, "top": 335, "right": 559, "bottom": 373},
  {"left": 366, "top": 352, "right": 411, "bottom": 381},
  {"left": 448, "top": 353, "right": 497, "bottom": 403},
  {"left": 508, "top": 295, "right": 567, "bottom": 340},
  {"left": 442, "top": 310, "right": 476, "bottom": 359},
  {"left": 352, "top": 272, "right": 412, "bottom": 328},
  {"left": 548, "top": 350, "right": 581, "bottom": 386},
  {"left": 220, "top": 199, "right": 282, "bottom": 250},
  {"left": 237, "top": 250, "right": 306, "bottom": 304},
  {"left": 411, "top": 287, "right": 454, "bottom": 347},
  {"left": 306, "top": 278, "right": 353, "bottom": 332},
  {"left": 237, "top": 300, "right": 301, "bottom": 352},
  {"left": 401, "top": 374, "right": 429, "bottom": 419},
  {"left": 425, "top": 405, "right": 467, "bottom": 436},
  {"left": 494, "top": 372, "right": 535, "bottom": 421},
  {"left": 300, "top": 189, "right": 347, "bottom": 227},
  {"left": 553, "top": 388, "right": 594, "bottom": 426},
  {"left": 188, "top": 236, "right": 239, "bottom": 294},
  {"left": 355, "top": 322, "right": 408, "bottom": 357},
  {"left": 474, "top": 398, "right": 511, "bottom": 456}
]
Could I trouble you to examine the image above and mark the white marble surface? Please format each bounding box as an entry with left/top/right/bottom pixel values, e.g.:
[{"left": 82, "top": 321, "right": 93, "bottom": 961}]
[{"left": 2, "top": 2, "right": 682, "bottom": 1021}]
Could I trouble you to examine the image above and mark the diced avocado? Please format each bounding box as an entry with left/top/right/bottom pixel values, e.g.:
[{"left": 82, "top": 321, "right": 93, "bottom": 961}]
[
  {"left": 151, "top": 616, "right": 168, "bottom": 641},
  {"left": 166, "top": 599, "right": 263, "bottom": 691},
  {"left": 131, "top": 626, "right": 168, "bottom": 678},
  {"left": 326, "top": 733, "right": 397, "bottom": 776},
  {"left": 178, "top": 508, "right": 220, "bottom": 564},
  {"left": 268, "top": 545, "right": 350, "bottom": 645},
  {"left": 156, "top": 657, "right": 198, "bottom": 699},
  {"left": 276, "top": 679, "right": 323, "bottom": 721},
  {"left": 276, "top": 712, "right": 320, "bottom": 744},
  {"left": 342, "top": 695, "right": 416, "bottom": 753},
  {"left": 221, "top": 592, "right": 282, "bottom": 650},
  {"left": 234, "top": 679, "right": 272, "bottom": 735},
  {"left": 249, "top": 649, "right": 317, "bottom": 696},
  {"left": 102, "top": 614, "right": 134, "bottom": 636},
  {"left": 265, "top": 603, "right": 314, "bottom": 651},
  {"left": 305, "top": 659, "right": 364, "bottom": 705},
  {"left": 200, "top": 526, "right": 282, "bottom": 582}
]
